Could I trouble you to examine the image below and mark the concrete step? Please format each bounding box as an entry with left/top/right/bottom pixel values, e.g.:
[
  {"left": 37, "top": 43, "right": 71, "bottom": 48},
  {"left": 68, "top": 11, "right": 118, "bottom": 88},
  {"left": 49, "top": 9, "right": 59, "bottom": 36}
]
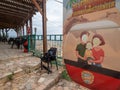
[
  {"left": 0, "top": 65, "right": 64, "bottom": 90},
  {"left": 0, "top": 56, "right": 40, "bottom": 85},
  {"left": 0, "top": 43, "right": 64, "bottom": 90},
  {"left": 36, "top": 69, "right": 63, "bottom": 90}
]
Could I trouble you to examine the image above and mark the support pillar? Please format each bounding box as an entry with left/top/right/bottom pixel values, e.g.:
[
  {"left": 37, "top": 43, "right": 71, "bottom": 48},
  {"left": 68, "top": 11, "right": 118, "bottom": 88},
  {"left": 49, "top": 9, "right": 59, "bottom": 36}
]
[
  {"left": 23, "top": 26, "right": 25, "bottom": 36},
  {"left": 5, "top": 28, "right": 10, "bottom": 38},
  {"left": 5, "top": 29, "right": 7, "bottom": 37},
  {"left": 42, "top": 0, "right": 47, "bottom": 53},
  {"left": 26, "top": 21, "right": 28, "bottom": 35},
  {"left": 19, "top": 27, "right": 22, "bottom": 36},
  {"left": 16, "top": 28, "right": 19, "bottom": 37},
  {"left": 0, "top": 29, "right": 1, "bottom": 37},
  {"left": 2, "top": 29, "right": 4, "bottom": 37},
  {"left": 30, "top": 17, "right": 33, "bottom": 35}
]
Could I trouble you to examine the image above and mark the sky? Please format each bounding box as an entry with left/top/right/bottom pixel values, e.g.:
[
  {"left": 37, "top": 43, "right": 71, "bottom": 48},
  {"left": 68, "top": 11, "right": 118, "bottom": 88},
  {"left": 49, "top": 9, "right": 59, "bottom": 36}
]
[{"left": 8, "top": 0, "right": 63, "bottom": 37}]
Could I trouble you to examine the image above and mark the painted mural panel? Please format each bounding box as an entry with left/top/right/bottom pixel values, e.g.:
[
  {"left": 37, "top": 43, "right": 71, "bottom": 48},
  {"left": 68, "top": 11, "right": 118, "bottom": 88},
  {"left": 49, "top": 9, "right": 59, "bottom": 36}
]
[{"left": 63, "top": 0, "right": 120, "bottom": 89}]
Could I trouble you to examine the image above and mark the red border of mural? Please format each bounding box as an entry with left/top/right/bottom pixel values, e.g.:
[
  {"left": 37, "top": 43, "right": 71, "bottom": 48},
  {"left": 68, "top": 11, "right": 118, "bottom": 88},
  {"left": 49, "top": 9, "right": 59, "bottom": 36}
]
[
  {"left": 72, "top": 0, "right": 115, "bottom": 16},
  {"left": 66, "top": 64, "right": 120, "bottom": 90}
]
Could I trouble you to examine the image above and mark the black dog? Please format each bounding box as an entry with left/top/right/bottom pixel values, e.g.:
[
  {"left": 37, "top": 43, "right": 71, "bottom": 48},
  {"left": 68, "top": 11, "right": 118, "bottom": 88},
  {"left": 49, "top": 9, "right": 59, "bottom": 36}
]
[
  {"left": 0, "top": 37, "right": 7, "bottom": 43},
  {"left": 8, "top": 37, "right": 15, "bottom": 45},
  {"left": 11, "top": 37, "right": 27, "bottom": 49}
]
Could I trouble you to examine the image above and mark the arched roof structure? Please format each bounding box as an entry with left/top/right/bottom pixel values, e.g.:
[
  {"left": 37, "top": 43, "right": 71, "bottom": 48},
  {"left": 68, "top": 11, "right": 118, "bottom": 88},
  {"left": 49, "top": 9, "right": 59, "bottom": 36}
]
[{"left": 0, "top": 0, "right": 43, "bottom": 30}]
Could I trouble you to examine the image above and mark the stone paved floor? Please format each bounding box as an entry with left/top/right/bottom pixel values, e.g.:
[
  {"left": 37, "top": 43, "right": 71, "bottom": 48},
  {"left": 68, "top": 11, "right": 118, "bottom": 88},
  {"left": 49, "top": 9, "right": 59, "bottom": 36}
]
[
  {"left": 0, "top": 42, "right": 89, "bottom": 90},
  {"left": 50, "top": 79, "right": 89, "bottom": 90},
  {"left": 0, "top": 43, "right": 40, "bottom": 80},
  {"left": 0, "top": 42, "right": 41, "bottom": 90},
  {"left": 0, "top": 70, "right": 48, "bottom": 90},
  {"left": 0, "top": 56, "right": 40, "bottom": 78},
  {"left": 0, "top": 69, "right": 62, "bottom": 90},
  {"left": 0, "top": 43, "right": 32, "bottom": 61},
  {"left": 0, "top": 42, "right": 62, "bottom": 90}
]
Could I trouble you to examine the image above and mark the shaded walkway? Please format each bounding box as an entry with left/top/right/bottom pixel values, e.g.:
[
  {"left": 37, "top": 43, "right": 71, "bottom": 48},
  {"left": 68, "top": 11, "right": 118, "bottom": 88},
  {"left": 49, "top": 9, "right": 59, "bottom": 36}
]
[
  {"left": 0, "top": 43, "right": 88, "bottom": 90},
  {"left": 0, "top": 43, "right": 31, "bottom": 61},
  {"left": 0, "top": 43, "right": 40, "bottom": 85},
  {"left": 0, "top": 43, "right": 63, "bottom": 90}
]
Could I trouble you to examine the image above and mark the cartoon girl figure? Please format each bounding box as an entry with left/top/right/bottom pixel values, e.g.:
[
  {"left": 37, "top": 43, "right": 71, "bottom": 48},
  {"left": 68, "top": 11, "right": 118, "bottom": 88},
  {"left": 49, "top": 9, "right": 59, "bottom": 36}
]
[
  {"left": 84, "top": 41, "right": 95, "bottom": 65},
  {"left": 90, "top": 34, "right": 105, "bottom": 67}
]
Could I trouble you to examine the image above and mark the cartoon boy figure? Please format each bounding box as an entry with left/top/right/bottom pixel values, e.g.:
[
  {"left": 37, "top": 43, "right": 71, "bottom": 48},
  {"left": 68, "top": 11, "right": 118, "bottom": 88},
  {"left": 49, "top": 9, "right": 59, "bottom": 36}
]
[
  {"left": 84, "top": 41, "right": 95, "bottom": 65},
  {"left": 76, "top": 31, "right": 90, "bottom": 63}
]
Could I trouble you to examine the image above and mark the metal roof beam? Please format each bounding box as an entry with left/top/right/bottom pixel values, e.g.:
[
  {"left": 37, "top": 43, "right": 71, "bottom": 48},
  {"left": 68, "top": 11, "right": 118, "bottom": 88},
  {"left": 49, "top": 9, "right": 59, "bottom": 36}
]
[
  {"left": 0, "top": 22, "right": 16, "bottom": 28},
  {"left": 0, "top": 2, "right": 31, "bottom": 12},
  {"left": 1, "top": 0, "right": 33, "bottom": 9},
  {"left": 0, "top": 6, "right": 29, "bottom": 15},
  {"left": 0, "top": 9, "right": 27, "bottom": 18},
  {"left": 0, "top": 12, "right": 26, "bottom": 19}
]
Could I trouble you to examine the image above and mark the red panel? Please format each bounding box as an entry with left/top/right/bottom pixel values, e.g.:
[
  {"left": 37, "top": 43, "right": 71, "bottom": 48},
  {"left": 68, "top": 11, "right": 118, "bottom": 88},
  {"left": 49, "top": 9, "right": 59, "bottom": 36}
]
[{"left": 66, "top": 64, "right": 120, "bottom": 90}]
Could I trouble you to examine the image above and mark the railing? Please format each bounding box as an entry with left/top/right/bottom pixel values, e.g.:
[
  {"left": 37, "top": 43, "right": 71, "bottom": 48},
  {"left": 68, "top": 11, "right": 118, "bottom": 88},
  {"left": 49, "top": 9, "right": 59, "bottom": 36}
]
[
  {"left": 36, "top": 34, "right": 62, "bottom": 41},
  {"left": 23, "top": 34, "right": 63, "bottom": 58},
  {"left": 35, "top": 34, "right": 63, "bottom": 58}
]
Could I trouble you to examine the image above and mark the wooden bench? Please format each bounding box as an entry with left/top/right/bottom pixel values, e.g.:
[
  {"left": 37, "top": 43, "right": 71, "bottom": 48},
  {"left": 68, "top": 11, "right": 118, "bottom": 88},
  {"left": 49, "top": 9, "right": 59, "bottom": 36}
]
[
  {"left": 31, "top": 49, "right": 53, "bottom": 73},
  {"left": 31, "top": 49, "right": 59, "bottom": 74},
  {"left": 40, "top": 48, "right": 58, "bottom": 74}
]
